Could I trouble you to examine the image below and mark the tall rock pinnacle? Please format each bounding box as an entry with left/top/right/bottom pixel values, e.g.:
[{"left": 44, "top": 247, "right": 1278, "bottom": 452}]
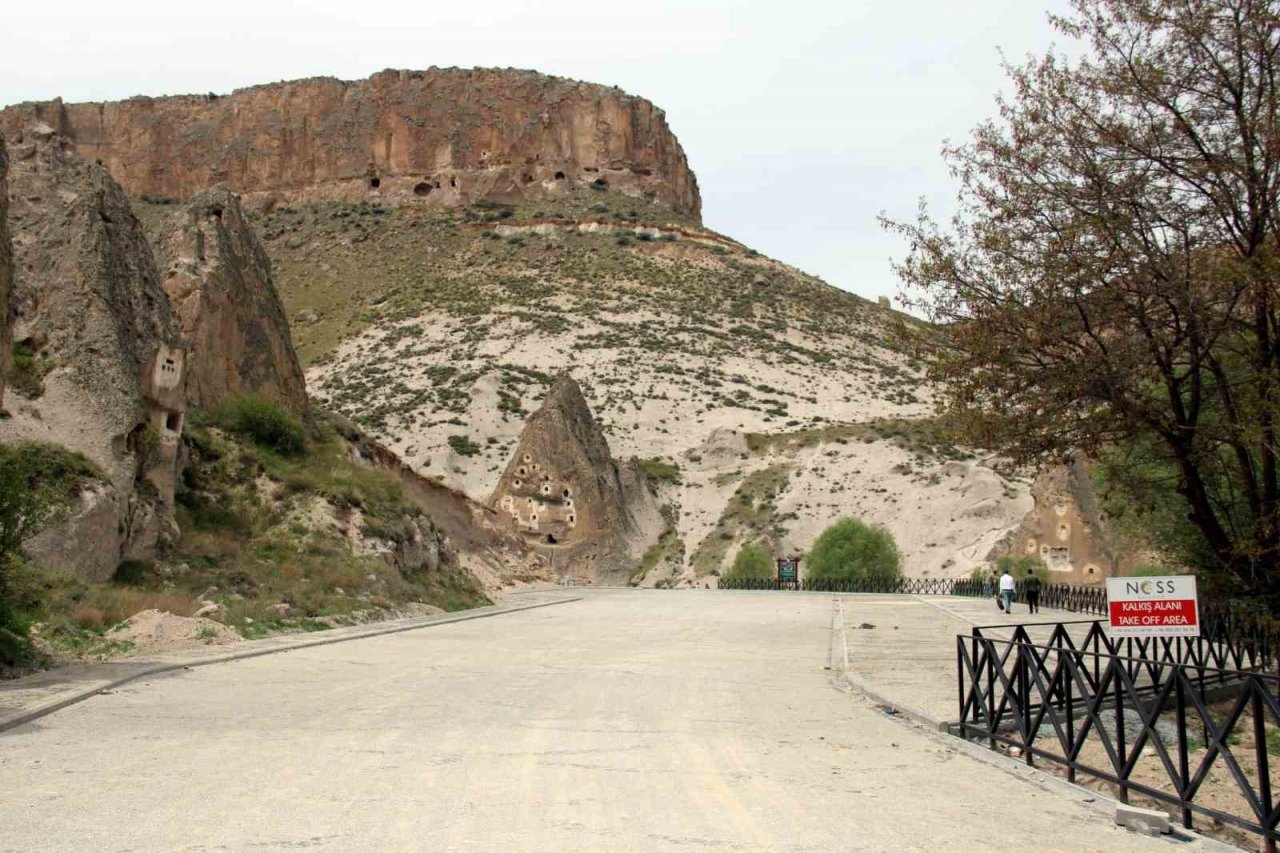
[
  {"left": 0, "top": 125, "right": 187, "bottom": 580},
  {"left": 156, "top": 187, "right": 309, "bottom": 416},
  {"left": 491, "top": 375, "right": 660, "bottom": 583}
]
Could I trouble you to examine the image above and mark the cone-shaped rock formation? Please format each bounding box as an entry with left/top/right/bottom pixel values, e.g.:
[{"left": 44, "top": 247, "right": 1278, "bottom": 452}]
[
  {"left": 0, "top": 125, "right": 187, "bottom": 580},
  {"left": 491, "top": 375, "right": 660, "bottom": 583},
  {"left": 156, "top": 187, "right": 308, "bottom": 416}
]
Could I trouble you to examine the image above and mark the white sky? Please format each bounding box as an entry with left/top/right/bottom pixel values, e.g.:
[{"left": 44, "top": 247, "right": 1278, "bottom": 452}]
[{"left": 2, "top": 0, "right": 1076, "bottom": 304}]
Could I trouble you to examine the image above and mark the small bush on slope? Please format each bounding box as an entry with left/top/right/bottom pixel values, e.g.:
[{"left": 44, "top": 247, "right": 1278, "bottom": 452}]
[
  {"left": 217, "top": 394, "right": 306, "bottom": 456},
  {"left": 724, "top": 543, "right": 774, "bottom": 581},
  {"left": 0, "top": 443, "right": 103, "bottom": 667},
  {"left": 806, "top": 518, "right": 902, "bottom": 585}
]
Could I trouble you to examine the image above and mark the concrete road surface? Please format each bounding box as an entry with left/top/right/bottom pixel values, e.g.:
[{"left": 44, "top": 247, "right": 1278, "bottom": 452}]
[{"left": 0, "top": 590, "right": 1197, "bottom": 852}]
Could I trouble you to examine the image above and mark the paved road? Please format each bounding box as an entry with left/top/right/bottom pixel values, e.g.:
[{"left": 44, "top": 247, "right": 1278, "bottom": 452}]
[
  {"left": 840, "top": 594, "right": 1097, "bottom": 722},
  {"left": 0, "top": 590, "right": 1194, "bottom": 851}
]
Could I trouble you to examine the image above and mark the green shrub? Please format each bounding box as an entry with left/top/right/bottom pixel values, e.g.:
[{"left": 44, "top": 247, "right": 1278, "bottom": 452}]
[
  {"left": 8, "top": 340, "right": 46, "bottom": 398},
  {"left": 0, "top": 443, "right": 101, "bottom": 667},
  {"left": 639, "top": 458, "right": 681, "bottom": 485},
  {"left": 995, "top": 555, "right": 1049, "bottom": 585},
  {"left": 218, "top": 395, "right": 306, "bottom": 456},
  {"left": 806, "top": 518, "right": 902, "bottom": 584},
  {"left": 447, "top": 435, "right": 481, "bottom": 457},
  {"left": 724, "top": 543, "right": 774, "bottom": 581}
]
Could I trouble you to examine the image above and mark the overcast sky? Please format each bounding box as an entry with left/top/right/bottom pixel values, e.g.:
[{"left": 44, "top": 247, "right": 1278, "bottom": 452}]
[{"left": 3, "top": 0, "right": 1076, "bottom": 304}]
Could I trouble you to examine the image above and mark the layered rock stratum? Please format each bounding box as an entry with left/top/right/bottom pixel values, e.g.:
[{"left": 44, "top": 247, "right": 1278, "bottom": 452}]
[
  {"left": 155, "top": 188, "right": 309, "bottom": 416},
  {"left": 0, "top": 69, "right": 700, "bottom": 219}
]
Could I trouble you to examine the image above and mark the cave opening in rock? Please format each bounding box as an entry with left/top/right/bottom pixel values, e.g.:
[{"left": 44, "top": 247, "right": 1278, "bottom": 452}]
[
  {"left": 554, "top": 171, "right": 566, "bottom": 180},
  {"left": 546, "top": 534, "right": 557, "bottom": 544},
  {"left": 210, "top": 206, "right": 223, "bottom": 221},
  {"left": 369, "top": 177, "right": 381, "bottom": 189},
  {"left": 165, "top": 412, "right": 182, "bottom": 433},
  {"left": 413, "top": 181, "right": 432, "bottom": 197}
]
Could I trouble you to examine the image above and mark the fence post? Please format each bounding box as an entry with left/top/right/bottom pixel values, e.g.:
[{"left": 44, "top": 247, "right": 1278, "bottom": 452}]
[
  {"left": 1064, "top": 652, "right": 1076, "bottom": 784},
  {"left": 957, "top": 636, "right": 968, "bottom": 739},
  {"left": 1174, "top": 668, "right": 1192, "bottom": 831},
  {"left": 1251, "top": 683, "right": 1277, "bottom": 853},
  {"left": 1115, "top": 664, "right": 1128, "bottom": 805},
  {"left": 1019, "top": 642, "right": 1033, "bottom": 767},
  {"left": 986, "top": 638, "right": 997, "bottom": 752}
]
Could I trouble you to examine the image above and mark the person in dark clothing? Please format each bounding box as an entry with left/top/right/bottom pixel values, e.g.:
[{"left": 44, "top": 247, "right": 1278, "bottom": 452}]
[{"left": 1023, "top": 573, "right": 1043, "bottom": 614}]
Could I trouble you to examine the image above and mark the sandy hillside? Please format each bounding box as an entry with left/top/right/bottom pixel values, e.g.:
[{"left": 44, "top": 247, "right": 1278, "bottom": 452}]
[{"left": 140, "top": 192, "right": 1035, "bottom": 583}]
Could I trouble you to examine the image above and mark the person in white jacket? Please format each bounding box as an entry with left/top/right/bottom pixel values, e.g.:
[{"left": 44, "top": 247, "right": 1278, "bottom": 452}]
[{"left": 999, "top": 569, "right": 1016, "bottom": 614}]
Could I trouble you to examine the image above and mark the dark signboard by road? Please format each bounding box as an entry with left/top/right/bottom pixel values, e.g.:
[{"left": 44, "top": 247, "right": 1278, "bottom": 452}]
[{"left": 777, "top": 557, "right": 800, "bottom": 588}]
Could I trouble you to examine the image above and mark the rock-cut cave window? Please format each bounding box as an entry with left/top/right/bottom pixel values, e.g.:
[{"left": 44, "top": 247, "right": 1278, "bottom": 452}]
[{"left": 369, "top": 177, "right": 381, "bottom": 189}]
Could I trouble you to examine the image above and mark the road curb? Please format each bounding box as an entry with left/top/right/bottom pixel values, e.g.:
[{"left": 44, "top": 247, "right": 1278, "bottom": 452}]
[{"left": 0, "top": 594, "right": 581, "bottom": 734}]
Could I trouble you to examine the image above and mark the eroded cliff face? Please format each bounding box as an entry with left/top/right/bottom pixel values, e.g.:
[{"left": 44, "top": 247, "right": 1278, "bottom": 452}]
[
  {"left": 491, "top": 374, "right": 661, "bottom": 584},
  {"left": 1004, "top": 459, "right": 1117, "bottom": 584},
  {"left": 155, "top": 188, "right": 308, "bottom": 416},
  {"left": 0, "top": 126, "right": 187, "bottom": 581},
  {"left": 1, "top": 68, "right": 701, "bottom": 219},
  {"left": 0, "top": 133, "right": 12, "bottom": 409}
]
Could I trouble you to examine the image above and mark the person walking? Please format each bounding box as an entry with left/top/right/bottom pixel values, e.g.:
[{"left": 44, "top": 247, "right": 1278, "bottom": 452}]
[
  {"left": 1023, "top": 572, "right": 1043, "bottom": 614},
  {"left": 999, "top": 567, "right": 1016, "bottom": 614}
]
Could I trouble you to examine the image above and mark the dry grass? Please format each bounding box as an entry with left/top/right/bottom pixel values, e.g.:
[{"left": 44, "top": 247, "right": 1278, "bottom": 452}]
[{"left": 72, "top": 589, "right": 201, "bottom": 631}]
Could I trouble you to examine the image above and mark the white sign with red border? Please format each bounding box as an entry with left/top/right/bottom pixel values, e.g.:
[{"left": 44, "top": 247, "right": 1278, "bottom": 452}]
[{"left": 1106, "top": 576, "right": 1199, "bottom": 637}]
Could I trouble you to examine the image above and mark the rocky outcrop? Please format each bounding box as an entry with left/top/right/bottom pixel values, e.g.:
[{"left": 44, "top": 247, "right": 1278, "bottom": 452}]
[
  {"left": 0, "top": 126, "right": 187, "bottom": 581},
  {"left": 0, "top": 132, "right": 11, "bottom": 409},
  {"left": 491, "top": 375, "right": 661, "bottom": 583},
  {"left": 156, "top": 187, "right": 308, "bottom": 416},
  {"left": 1003, "top": 458, "right": 1116, "bottom": 584},
  {"left": 1, "top": 68, "right": 701, "bottom": 219}
]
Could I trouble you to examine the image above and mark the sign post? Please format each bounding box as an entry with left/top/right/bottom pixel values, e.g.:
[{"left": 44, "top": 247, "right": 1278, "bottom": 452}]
[
  {"left": 777, "top": 557, "right": 800, "bottom": 590},
  {"left": 1105, "top": 576, "right": 1200, "bottom": 638}
]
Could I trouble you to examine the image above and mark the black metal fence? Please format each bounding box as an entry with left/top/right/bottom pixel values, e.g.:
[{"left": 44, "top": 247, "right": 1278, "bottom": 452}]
[
  {"left": 958, "top": 627, "right": 1280, "bottom": 847},
  {"left": 716, "top": 574, "right": 1109, "bottom": 614}
]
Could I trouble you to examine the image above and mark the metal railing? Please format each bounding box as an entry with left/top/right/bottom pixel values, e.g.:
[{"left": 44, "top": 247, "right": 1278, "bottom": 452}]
[
  {"left": 716, "top": 574, "right": 1109, "bottom": 614},
  {"left": 957, "top": 628, "right": 1280, "bottom": 847}
]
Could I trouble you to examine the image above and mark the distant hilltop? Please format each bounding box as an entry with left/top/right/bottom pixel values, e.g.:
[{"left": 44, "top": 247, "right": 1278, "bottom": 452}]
[{"left": 0, "top": 68, "right": 701, "bottom": 219}]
